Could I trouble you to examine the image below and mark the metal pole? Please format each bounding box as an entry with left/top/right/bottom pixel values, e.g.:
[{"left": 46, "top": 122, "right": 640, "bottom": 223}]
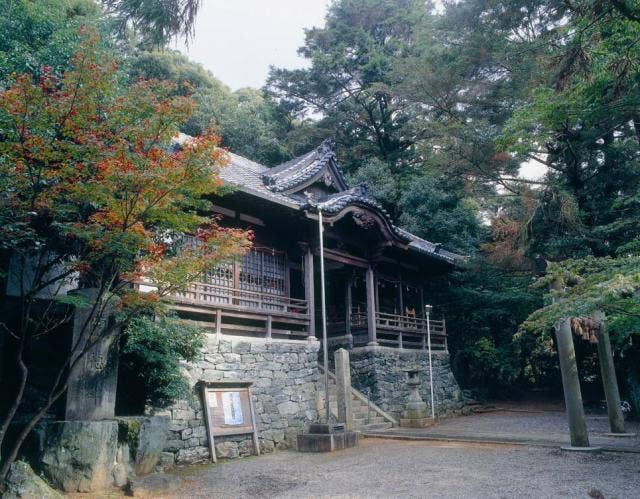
[
  {"left": 426, "top": 304, "right": 435, "bottom": 419},
  {"left": 318, "top": 209, "right": 330, "bottom": 423}
]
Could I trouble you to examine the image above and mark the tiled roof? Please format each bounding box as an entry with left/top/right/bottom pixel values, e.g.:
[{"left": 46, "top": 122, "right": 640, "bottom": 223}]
[
  {"left": 221, "top": 152, "right": 303, "bottom": 209},
  {"left": 171, "top": 134, "right": 300, "bottom": 208},
  {"left": 171, "top": 134, "right": 460, "bottom": 265},
  {"left": 262, "top": 140, "right": 346, "bottom": 193},
  {"left": 395, "top": 228, "right": 458, "bottom": 265}
]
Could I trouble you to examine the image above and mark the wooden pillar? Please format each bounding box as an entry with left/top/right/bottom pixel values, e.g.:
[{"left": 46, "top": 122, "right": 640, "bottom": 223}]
[
  {"left": 419, "top": 287, "right": 425, "bottom": 318},
  {"left": 266, "top": 315, "right": 273, "bottom": 340},
  {"left": 366, "top": 266, "right": 378, "bottom": 346},
  {"left": 215, "top": 309, "right": 222, "bottom": 340},
  {"left": 397, "top": 278, "right": 404, "bottom": 315},
  {"left": 555, "top": 318, "right": 590, "bottom": 447},
  {"left": 304, "top": 247, "right": 316, "bottom": 338},
  {"left": 594, "top": 311, "right": 625, "bottom": 434},
  {"left": 345, "top": 277, "right": 353, "bottom": 344}
]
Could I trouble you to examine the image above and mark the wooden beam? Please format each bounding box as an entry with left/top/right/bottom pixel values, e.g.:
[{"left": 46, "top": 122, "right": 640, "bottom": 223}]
[
  {"left": 366, "top": 266, "right": 378, "bottom": 346},
  {"left": 312, "top": 247, "right": 369, "bottom": 268}
]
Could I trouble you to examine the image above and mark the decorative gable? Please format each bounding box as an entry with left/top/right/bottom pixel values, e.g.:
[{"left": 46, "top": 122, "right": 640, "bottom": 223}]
[{"left": 262, "top": 140, "right": 348, "bottom": 195}]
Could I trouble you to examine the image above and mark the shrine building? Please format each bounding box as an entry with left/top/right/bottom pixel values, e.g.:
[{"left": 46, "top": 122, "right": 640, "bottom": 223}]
[{"left": 157, "top": 138, "right": 466, "bottom": 464}]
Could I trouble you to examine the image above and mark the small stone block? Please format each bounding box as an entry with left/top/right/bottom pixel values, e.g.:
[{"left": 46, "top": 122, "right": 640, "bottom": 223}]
[
  {"left": 400, "top": 418, "right": 437, "bottom": 428},
  {"left": 560, "top": 446, "right": 602, "bottom": 452},
  {"left": 297, "top": 431, "right": 358, "bottom": 452},
  {"left": 308, "top": 423, "right": 345, "bottom": 434}
]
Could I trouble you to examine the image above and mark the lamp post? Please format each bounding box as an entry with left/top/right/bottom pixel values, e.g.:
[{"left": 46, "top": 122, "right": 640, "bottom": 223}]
[{"left": 425, "top": 304, "right": 435, "bottom": 419}]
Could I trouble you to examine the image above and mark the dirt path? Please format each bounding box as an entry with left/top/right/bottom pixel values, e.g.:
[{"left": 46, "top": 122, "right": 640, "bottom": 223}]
[{"left": 164, "top": 438, "right": 640, "bottom": 498}]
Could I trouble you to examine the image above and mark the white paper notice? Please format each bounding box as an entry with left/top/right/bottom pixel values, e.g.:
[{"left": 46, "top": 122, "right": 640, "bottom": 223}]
[{"left": 222, "top": 391, "right": 244, "bottom": 425}]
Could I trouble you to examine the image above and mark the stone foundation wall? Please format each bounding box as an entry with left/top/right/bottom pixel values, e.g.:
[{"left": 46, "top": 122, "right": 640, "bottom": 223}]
[
  {"left": 160, "top": 335, "right": 321, "bottom": 465},
  {"left": 349, "top": 346, "right": 465, "bottom": 420}
]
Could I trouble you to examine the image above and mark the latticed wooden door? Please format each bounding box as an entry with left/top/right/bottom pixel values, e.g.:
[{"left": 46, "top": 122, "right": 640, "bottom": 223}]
[
  {"left": 238, "top": 247, "right": 286, "bottom": 310},
  {"left": 181, "top": 236, "right": 287, "bottom": 309}
]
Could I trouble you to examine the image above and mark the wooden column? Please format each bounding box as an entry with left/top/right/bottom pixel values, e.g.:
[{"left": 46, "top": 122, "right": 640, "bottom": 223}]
[
  {"left": 266, "top": 315, "right": 273, "bottom": 340},
  {"left": 345, "top": 277, "right": 353, "bottom": 344},
  {"left": 366, "top": 266, "right": 378, "bottom": 346},
  {"left": 304, "top": 247, "right": 316, "bottom": 337}
]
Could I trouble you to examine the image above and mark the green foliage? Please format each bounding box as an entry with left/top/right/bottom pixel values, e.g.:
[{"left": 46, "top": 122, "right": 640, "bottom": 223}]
[
  {"left": 267, "top": 0, "right": 427, "bottom": 167},
  {"left": 122, "top": 315, "right": 205, "bottom": 407},
  {"left": 102, "top": 0, "right": 203, "bottom": 47},
  {"left": 521, "top": 256, "right": 640, "bottom": 350},
  {"left": 453, "top": 338, "right": 520, "bottom": 399},
  {"left": 429, "top": 263, "right": 544, "bottom": 395},
  {"left": 127, "top": 49, "right": 313, "bottom": 165},
  {"left": 117, "top": 419, "right": 141, "bottom": 457},
  {"left": 0, "top": 0, "right": 104, "bottom": 83}
]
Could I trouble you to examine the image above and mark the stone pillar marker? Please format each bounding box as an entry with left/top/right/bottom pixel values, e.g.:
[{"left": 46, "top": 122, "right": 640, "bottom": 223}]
[
  {"left": 554, "top": 318, "right": 590, "bottom": 448},
  {"left": 594, "top": 311, "right": 627, "bottom": 435},
  {"left": 65, "top": 288, "right": 118, "bottom": 421},
  {"left": 335, "top": 349, "right": 354, "bottom": 431}
]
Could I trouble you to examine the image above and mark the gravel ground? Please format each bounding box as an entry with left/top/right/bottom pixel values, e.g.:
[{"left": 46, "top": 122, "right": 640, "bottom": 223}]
[
  {"left": 170, "top": 438, "right": 640, "bottom": 498},
  {"left": 368, "top": 412, "right": 640, "bottom": 451}
]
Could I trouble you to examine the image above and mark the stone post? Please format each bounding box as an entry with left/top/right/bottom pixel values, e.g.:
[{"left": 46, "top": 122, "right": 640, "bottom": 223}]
[
  {"left": 594, "top": 311, "right": 625, "bottom": 434},
  {"left": 65, "top": 288, "right": 118, "bottom": 421},
  {"left": 554, "top": 318, "right": 589, "bottom": 447},
  {"left": 334, "top": 349, "right": 353, "bottom": 431}
]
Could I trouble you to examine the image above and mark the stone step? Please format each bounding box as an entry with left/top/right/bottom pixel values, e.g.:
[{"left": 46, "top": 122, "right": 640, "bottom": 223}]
[
  {"left": 358, "top": 422, "right": 393, "bottom": 431},
  {"left": 320, "top": 370, "right": 395, "bottom": 430}
]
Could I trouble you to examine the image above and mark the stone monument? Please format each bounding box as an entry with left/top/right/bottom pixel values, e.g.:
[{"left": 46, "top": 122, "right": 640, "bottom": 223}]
[
  {"left": 42, "top": 289, "right": 123, "bottom": 492},
  {"left": 65, "top": 289, "right": 119, "bottom": 420},
  {"left": 399, "top": 367, "right": 435, "bottom": 428},
  {"left": 297, "top": 349, "right": 358, "bottom": 452}
]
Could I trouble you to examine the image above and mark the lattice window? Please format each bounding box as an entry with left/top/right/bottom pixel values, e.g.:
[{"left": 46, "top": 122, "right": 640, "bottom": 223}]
[{"left": 189, "top": 244, "right": 287, "bottom": 309}]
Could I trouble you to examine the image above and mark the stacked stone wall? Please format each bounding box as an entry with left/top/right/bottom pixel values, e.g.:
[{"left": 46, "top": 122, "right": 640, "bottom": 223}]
[
  {"left": 160, "top": 335, "right": 321, "bottom": 465},
  {"left": 349, "top": 346, "right": 465, "bottom": 420}
]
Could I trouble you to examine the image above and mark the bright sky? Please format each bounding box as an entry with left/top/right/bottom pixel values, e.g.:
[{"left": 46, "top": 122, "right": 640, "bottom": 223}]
[{"left": 176, "top": 0, "right": 331, "bottom": 90}]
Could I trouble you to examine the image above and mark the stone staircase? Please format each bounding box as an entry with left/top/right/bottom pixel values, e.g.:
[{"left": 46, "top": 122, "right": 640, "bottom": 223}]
[{"left": 318, "top": 367, "right": 396, "bottom": 432}]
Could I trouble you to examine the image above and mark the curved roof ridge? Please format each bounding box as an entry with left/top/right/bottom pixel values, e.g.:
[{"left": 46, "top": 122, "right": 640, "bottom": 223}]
[{"left": 262, "top": 140, "right": 346, "bottom": 193}]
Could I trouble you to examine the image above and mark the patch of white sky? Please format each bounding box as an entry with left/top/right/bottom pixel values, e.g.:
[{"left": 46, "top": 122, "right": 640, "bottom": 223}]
[
  {"left": 177, "top": 0, "right": 545, "bottom": 180},
  {"left": 175, "top": 0, "right": 330, "bottom": 90}
]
